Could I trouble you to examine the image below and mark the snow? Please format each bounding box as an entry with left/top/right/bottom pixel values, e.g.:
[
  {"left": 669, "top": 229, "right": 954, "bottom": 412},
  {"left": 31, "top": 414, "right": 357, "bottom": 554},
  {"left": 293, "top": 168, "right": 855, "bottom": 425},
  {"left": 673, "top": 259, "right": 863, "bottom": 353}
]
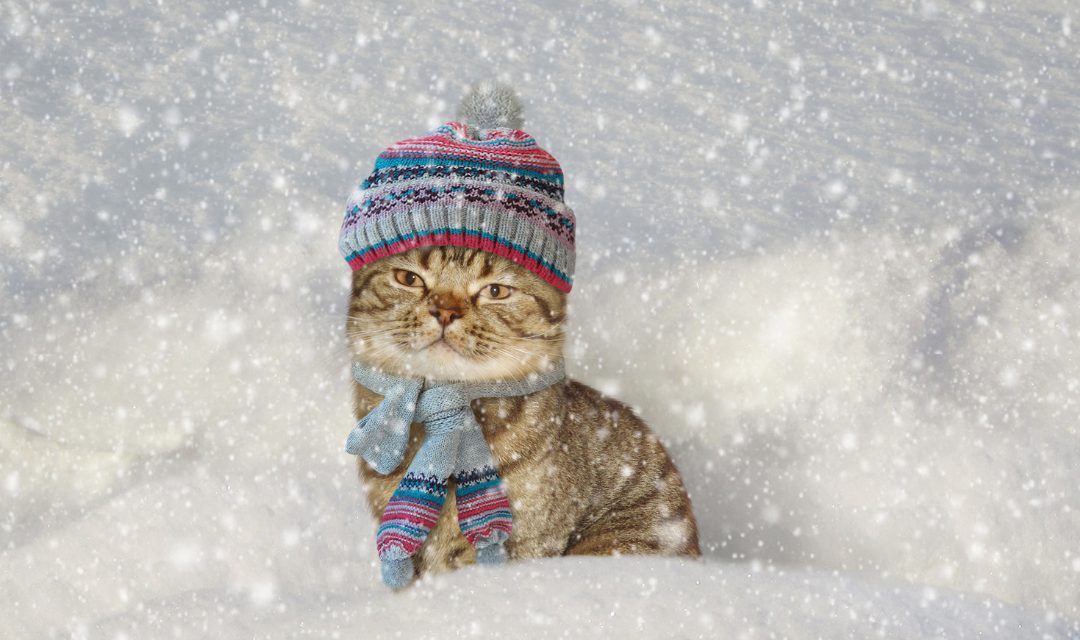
[
  {"left": 14, "top": 557, "right": 1076, "bottom": 639},
  {"left": 2, "top": 0, "right": 1079, "bottom": 638}
]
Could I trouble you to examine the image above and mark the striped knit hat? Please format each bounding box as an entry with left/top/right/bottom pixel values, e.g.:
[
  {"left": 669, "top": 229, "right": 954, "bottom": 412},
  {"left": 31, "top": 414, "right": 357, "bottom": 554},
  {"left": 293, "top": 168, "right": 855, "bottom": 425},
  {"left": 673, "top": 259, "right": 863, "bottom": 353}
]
[{"left": 338, "top": 83, "right": 576, "bottom": 292}]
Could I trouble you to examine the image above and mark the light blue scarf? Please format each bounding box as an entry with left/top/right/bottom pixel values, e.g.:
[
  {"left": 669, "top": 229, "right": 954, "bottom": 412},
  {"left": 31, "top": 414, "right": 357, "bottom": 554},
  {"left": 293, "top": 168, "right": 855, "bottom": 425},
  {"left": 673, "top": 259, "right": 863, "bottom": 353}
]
[{"left": 346, "top": 359, "right": 566, "bottom": 588}]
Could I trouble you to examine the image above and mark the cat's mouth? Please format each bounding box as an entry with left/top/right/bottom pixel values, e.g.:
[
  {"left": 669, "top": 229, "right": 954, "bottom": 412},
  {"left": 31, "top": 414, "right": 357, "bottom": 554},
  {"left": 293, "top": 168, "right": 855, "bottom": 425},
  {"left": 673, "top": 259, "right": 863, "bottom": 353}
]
[{"left": 422, "top": 336, "right": 463, "bottom": 356}]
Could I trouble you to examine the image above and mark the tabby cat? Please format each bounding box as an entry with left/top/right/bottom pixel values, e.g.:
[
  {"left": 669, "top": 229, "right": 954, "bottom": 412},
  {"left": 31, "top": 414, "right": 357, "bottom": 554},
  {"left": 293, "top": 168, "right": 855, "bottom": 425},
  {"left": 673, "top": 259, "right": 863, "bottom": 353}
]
[{"left": 347, "top": 245, "right": 700, "bottom": 577}]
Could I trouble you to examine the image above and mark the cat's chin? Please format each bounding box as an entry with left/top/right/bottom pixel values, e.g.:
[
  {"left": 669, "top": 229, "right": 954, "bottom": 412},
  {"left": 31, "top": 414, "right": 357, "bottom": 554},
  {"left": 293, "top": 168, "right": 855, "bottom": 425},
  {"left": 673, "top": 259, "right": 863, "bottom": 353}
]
[
  {"left": 353, "top": 345, "right": 552, "bottom": 383},
  {"left": 415, "top": 348, "right": 548, "bottom": 382}
]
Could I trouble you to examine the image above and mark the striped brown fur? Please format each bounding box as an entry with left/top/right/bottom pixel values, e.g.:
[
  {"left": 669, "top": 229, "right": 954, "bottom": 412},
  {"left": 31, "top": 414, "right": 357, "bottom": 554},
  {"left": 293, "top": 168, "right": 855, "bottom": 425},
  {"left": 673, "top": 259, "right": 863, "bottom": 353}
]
[{"left": 346, "top": 247, "right": 700, "bottom": 580}]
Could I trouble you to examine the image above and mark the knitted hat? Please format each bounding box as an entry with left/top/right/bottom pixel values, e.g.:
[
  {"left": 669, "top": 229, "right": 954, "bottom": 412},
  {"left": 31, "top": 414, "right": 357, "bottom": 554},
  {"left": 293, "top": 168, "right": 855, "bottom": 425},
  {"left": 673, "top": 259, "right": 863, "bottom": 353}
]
[{"left": 338, "top": 83, "right": 576, "bottom": 292}]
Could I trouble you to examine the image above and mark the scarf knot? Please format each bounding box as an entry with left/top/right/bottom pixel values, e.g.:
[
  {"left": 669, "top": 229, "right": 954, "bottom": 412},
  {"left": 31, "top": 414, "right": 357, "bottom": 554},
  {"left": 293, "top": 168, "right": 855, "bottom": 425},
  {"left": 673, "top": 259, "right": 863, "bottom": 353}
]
[
  {"left": 415, "top": 389, "right": 470, "bottom": 434},
  {"left": 345, "top": 360, "right": 565, "bottom": 589}
]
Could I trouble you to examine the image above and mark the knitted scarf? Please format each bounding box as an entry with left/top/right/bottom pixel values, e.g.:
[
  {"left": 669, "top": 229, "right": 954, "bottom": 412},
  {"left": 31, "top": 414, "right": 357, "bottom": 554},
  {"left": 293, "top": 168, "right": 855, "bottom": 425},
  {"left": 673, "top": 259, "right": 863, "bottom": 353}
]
[{"left": 345, "top": 359, "right": 566, "bottom": 589}]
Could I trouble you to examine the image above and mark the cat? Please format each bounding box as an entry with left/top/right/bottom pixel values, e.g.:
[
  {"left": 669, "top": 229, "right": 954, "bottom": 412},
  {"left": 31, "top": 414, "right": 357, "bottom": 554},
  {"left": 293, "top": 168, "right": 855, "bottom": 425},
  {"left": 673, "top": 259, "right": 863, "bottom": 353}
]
[{"left": 347, "top": 245, "right": 700, "bottom": 578}]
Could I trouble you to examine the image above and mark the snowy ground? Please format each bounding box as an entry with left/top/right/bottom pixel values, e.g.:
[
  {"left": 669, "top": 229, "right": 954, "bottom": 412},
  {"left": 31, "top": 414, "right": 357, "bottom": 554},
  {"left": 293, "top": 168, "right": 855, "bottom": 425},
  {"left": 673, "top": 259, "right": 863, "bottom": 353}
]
[{"left": 2, "top": 1, "right": 1079, "bottom": 638}]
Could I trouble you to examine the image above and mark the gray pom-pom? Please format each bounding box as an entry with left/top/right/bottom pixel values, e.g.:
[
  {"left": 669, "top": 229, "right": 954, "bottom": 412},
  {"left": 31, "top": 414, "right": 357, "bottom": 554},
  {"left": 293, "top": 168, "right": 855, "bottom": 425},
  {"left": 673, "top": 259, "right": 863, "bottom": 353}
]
[{"left": 456, "top": 81, "right": 525, "bottom": 130}]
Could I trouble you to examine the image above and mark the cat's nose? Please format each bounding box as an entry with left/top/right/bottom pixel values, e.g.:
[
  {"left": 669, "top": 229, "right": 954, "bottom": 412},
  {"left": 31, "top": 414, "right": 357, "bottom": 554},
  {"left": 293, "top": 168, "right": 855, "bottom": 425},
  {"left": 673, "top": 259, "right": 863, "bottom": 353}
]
[
  {"left": 429, "top": 293, "right": 465, "bottom": 327},
  {"left": 430, "top": 306, "right": 462, "bottom": 326}
]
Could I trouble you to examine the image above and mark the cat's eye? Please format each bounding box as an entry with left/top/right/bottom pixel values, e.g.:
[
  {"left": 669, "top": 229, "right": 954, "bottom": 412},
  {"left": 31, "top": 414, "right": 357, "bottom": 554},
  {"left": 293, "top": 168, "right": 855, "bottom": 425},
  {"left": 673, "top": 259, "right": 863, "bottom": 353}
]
[
  {"left": 393, "top": 269, "right": 425, "bottom": 288},
  {"left": 482, "top": 284, "right": 513, "bottom": 300}
]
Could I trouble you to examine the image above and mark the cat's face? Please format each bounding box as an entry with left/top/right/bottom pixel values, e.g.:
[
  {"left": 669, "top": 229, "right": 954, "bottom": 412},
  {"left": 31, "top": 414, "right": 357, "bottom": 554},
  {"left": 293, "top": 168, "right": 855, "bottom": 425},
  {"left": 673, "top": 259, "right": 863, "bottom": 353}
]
[{"left": 347, "top": 246, "right": 567, "bottom": 381}]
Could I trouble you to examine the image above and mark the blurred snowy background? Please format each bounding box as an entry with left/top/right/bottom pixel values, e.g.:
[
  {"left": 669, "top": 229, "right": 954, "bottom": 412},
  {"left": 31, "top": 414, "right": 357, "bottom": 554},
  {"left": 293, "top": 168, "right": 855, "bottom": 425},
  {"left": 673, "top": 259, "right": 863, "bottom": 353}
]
[{"left": 2, "top": 0, "right": 1079, "bottom": 638}]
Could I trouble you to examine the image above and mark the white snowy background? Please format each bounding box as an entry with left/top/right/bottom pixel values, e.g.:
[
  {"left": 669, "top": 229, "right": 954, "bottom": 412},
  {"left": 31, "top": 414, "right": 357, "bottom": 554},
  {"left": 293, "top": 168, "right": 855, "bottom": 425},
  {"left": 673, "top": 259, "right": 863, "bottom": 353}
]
[{"left": 2, "top": 1, "right": 1079, "bottom": 638}]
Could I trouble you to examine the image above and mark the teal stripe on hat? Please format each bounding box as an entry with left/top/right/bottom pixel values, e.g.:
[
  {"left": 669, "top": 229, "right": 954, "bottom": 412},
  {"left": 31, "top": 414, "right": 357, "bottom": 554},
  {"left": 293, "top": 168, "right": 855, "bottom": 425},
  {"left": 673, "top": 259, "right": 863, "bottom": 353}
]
[{"left": 372, "top": 156, "right": 564, "bottom": 184}]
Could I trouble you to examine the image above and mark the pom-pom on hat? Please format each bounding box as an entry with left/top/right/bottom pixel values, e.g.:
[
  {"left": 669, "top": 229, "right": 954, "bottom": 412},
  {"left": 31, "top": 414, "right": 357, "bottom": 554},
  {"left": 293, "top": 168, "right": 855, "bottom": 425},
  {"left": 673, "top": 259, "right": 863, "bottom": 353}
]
[{"left": 338, "top": 82, "right": 576, "bottom": 292}]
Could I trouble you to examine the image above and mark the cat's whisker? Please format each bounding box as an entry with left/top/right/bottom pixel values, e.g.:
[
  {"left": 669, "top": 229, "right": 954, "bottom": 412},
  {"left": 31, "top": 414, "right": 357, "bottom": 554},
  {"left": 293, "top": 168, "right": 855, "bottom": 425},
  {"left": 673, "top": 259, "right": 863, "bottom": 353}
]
[
  {"left": 345, "top": 330, "right": 412, "bottom": 358},
  {"left": 477, "top": 323, "right": 565, "bottom": 344},
  {"left": 345, "top": 318, "right": 408, "bottom": 332},
  {"left": 471, "top": 325, "right": 558, "bottom": 344},
  {"left": 485, "top": 343, "right": 542, "bottom": 364},
  {"left": 491, "top": 336, "right": 564, "bottom": 356},
  {"left": 346, "top": 329, "right": 411, "bottom": 343},
  {"left": 345, "top": 323, "right": 418, "bottom": 340},
  {"left": 359, "top": 337, "right": 410, "bottom": 358},
  {"left": 516, "top": 334, "right": 564, "bottom": 342}
]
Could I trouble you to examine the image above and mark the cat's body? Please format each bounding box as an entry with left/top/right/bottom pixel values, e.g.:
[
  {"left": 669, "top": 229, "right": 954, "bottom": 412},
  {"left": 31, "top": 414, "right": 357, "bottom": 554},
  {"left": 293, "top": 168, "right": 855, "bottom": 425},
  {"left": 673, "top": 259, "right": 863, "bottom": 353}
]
[{"left": 347, "top": 246, "right": 699, "bottom": 580}]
